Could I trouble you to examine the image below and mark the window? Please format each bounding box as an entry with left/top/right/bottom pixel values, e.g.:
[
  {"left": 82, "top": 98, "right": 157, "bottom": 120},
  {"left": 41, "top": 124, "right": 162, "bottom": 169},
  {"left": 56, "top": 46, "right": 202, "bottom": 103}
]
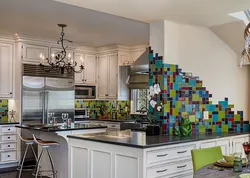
[{"left": 131, "top": 89, "right": 149, "bottom": 113}]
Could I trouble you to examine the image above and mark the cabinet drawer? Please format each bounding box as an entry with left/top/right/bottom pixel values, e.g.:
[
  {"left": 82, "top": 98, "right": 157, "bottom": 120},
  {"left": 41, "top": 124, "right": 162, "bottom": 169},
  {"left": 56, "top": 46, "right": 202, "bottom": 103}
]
[
  {"left": 146, "top": 160, "right": 193, "bottom": 178},
  {"left": 0, "top": 143, "right": 17, "bottom": 150},
  {"left": 147, "top": 144, "right": 195, "bottom": 165},
  {"left": 1, "top": 127, "right": 16, "bottom": 133},
  {"left": 0, "top": 151, "right": 17, "bottom": 162},
  {"left": 1, "top": 135, "right": 17, "bottom": 142},
  {"left": 107, "top": 123, "right": 120, "bottom": 130}
]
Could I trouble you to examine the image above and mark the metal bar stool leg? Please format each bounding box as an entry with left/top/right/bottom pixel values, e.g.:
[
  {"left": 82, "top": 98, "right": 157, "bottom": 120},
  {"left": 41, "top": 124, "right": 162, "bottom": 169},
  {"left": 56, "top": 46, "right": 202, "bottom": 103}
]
[
  {"left": 18, "top": 144, "right": 29, "bottom": 178},
  {"left": 30, "top": 144, "right": 38, "bottom": 162},
  {"left": 34, "top": 148, "right": 44, "bottom": 178},
  {"left": 47, "top": 148, "right": 56, "bottom": 178}
]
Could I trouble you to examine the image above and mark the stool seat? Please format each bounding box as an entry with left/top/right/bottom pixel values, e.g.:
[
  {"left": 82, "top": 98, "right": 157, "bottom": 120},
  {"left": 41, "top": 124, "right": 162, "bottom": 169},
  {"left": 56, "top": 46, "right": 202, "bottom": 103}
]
[{"left": 37, "top": 140, "right": 58, "bottom": 145}]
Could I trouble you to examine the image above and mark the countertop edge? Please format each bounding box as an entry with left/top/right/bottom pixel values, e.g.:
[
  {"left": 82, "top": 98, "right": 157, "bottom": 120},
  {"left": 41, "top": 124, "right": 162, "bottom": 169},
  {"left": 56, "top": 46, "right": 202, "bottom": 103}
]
[
  {"left": 16, "top": 125, "right": 107, "bottom": 132},
  {"left": 67, "top": 132, "right": 250, "bottom": 149}
]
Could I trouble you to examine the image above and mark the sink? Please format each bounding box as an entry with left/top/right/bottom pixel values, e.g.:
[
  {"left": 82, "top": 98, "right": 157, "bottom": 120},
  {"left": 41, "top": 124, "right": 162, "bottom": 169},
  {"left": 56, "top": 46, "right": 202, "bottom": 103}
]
[{"left": 78, "top": 130, "right": 132, "bottom": 139}]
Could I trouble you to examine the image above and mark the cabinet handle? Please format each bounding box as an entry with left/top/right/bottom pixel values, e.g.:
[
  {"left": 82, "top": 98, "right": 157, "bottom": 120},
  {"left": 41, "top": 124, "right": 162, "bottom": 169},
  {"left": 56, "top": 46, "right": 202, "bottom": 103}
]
[
  {"left": 8, "top": 145, "right": 10, "bottom": 147},
  {"left": 8, "top": 155, "right": 10, "bottom": 157},
  {"left": 177, "top": 165, "right": 187, "bottom": 169},
  {"left": 157, "top": 153, "right": 168, "bottom": 157},
  {"left": 8, "top": 137, "right": 10, "bottom": 139},
  {"left": 177, "top": 150, "right": 187, "bottom": 154},
  {"left": 105, "top": 94, "right": 108, "bottom": 96},
  {"left": 8, "top": 129, "right": 10, "bottom": 131},
  {"left": 111, "top": 125, "right": 115, "bottom": 127},
  {"left": 156, "top": 168, "right": 168, "bottom": 173},
  {"left": 232, "top": 142, "right": 234, "bottom": 147},
  {"left": 10, "top": 92, "right": 12, "bottom": 94}
]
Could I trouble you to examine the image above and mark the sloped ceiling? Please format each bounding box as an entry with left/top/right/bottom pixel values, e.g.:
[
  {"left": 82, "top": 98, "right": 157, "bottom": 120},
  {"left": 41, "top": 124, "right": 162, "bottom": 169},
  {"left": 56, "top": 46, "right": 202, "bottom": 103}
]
[{"left": 209, "top": 21, "right": 246, "bottom": 54}]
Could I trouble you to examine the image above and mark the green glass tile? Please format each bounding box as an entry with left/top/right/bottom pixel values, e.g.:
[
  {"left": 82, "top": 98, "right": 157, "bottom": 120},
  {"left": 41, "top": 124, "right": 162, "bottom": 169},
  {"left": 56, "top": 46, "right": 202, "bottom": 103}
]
[
  {"left": 164, "top": 102, "right": 170, "bottom": 112},
  {"left": 199, "top": 126, "right": 206, "bottom": 133},
  {"left": 199, "top": 104, "right": 205, "bottom": 111},
  {"left": 192, "top": 87, "right": 196, "bottom": 91},
  {"left": 172, "top": 108, "right": 178, "bottom": 116},
  {"left": 222, "top": 125, "right": 228, "bottom": 132},
  {"left": 164, "top": 86, "right": 168, "bottom": 90},
  {"left": 189, "top": 115, "right": 196, "bottom": 122},
  {"left": 169, "top": 126, "right": 173, "bottom": 135},
  {"left": 209, "top": 101, "right": 212, "bottom": 104},
  {"left": 192, "top": 94, "right": 199, "bottom": 101},
  {"left": 176, "top": 101, "right": 182, "bottom": 109},
  {"left": 228, "top": 104, "right": 234, "bottom": 109},
  {"left": 169, "top": 76, "right": 173, "bottom": 83},
  {"left": 218, "top": 111, "right": 225, "bottom": 121},
  {"left": 170, "top": 90, "right": 176, "bottom": 97},
  {"left": 234, "top": 114, "right": 240, "bottom": 121},
  {"left": 205, "top": 118, "right": 212, "bottom": 122},
  {"left": 197, "top": 83, "right": 202, "bottom": 87},
  {"left": 185, "top": 98, "right": 189, "bottom": 104},
  {"left": 170, "top": 65, "right": 176, "bottom": 72},
  {"left": 208, "top": 125, "right": 216, "bottom": 132}
]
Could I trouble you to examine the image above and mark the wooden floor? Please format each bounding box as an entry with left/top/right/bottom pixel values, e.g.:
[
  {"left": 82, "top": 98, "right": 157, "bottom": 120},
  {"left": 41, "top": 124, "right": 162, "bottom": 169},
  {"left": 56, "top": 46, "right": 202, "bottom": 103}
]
[{"left": 0, "top": 168, "right": 49, "bottom": 178}]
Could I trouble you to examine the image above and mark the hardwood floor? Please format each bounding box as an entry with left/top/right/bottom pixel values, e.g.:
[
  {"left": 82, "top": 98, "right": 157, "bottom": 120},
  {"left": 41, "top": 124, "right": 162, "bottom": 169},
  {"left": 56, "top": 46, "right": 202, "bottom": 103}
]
[{"left": 0, "top": 167, "right": 49, "bottom": 178}]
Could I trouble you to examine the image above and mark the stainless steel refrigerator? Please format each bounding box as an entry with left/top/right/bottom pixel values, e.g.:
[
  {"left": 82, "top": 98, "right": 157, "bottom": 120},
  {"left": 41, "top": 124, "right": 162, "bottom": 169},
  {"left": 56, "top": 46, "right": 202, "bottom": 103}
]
[{"left": 21, "top": 64, "right": 75, "bottom": 125}]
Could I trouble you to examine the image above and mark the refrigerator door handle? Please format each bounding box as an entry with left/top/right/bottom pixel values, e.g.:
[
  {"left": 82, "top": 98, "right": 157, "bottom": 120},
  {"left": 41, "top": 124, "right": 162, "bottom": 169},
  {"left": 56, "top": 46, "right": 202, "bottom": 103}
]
[
  {"left": 45, "top": 91, "right": 49, "bottom": 124},
  {"left": 41, "top": 91, "right": 45, "bottom": 125}
]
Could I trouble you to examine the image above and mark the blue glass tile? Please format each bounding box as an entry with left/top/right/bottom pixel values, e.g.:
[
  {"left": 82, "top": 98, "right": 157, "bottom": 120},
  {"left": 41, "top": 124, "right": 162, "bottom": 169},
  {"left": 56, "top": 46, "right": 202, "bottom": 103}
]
[
  {"left": 212, "top": 115, "right": 218, "bottom": 122},
  {"left": 228, "top": 121, "right": 232, "bottom": 128},
  {"left": 243, "top": 124, "right": 249, "bottom": 132}
]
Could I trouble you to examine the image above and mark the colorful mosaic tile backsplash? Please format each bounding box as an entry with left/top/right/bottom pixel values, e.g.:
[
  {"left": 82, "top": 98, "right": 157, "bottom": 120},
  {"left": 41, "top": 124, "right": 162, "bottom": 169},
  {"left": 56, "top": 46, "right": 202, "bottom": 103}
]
[
  {"left": 148, "top": 48, "right": 249, "bottom": 134},
  {"left": 75, "top": 100, "right": 130, "bottom": 120},
  {"left": 0, "top": 100, "right": 8, "bottom": 122}
]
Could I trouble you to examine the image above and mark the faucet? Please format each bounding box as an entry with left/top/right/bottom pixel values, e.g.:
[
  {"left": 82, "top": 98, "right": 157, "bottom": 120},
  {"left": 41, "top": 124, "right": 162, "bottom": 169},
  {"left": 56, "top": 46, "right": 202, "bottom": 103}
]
[{"left": 138, "top": 107, "right": 149, "bottom": 114}]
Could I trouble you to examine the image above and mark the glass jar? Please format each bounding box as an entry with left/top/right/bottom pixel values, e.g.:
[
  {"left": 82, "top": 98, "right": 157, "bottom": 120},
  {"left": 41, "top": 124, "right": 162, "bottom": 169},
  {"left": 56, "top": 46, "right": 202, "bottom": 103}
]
[{"left": 234, "top": 152, "right": 243, "bottom": 172}]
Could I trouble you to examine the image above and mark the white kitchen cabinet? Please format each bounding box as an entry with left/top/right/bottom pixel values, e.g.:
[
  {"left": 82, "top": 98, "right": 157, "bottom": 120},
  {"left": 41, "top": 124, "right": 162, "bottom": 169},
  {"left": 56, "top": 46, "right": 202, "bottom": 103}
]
[
  {"left": 75, "top": 53, "right": 97, "bottom": 85},
  {"left": 22, "top": 44, "right": 49, "bottom": 64},
  {"left": 199, "top": 140, "right": 216, "bottom": 149},
  {"left": 119, "top": 51, "right": 130, "bottom": 66},
  {"left": 231, "top": 136, "right": 248, "bottom": 156},
  {"left": 0, "top": 43, "right": 13, "bottom": 98},
  {"left": 98, "top": 54, "right": 109, "bottom": 99},
  {"left": 216, "top": 138, "right": 230, "bottom": 155},
  {"left": 97, "top": 53, "right": 118, "bottom": 99}
]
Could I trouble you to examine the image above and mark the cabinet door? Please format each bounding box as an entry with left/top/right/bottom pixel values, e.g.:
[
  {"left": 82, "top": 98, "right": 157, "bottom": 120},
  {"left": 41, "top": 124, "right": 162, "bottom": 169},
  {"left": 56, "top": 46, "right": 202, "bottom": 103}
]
[
  {"left": 108, "top": 53, "right": 118, "bottom": 98},
  {"left": 216, "top": 139, "right": 230, "bottom": 155},
  {"left": 98, "top": 54, "right": 108, "bottom": 99},
  {"left": 74, "top": 53, "right": 85, "bottom": 84},
  {"left": 85, "top": 54, "right": 97, "bottom": 85},
  {"left": 119, "top": 51, "right": 130, "bottom": 66},
  {"left": 200, "top": 141, "right": 216, "bottom": 149},
  {"left": 22, "top": 44, "right": 49, "bottom": 63},
  {"left": 0, "top": 43, "right": 13, "bottom": 98},
  {"left": 232, "top": 136, "right": 247, "bottom": 156}
]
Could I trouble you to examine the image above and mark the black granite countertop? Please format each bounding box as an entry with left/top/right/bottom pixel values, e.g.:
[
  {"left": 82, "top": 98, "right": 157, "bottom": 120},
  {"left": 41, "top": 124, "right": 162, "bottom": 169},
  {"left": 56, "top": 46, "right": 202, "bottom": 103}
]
[
  {"left": 74, "top": 118, "right": 138, "bottom": 123},
  {"left": 67, "top": 131, "right": 250, "bottom": 149},
  {"left": 0, "top": 122, "right": 19, "bottom": 125},
  {"left": 16, "top": 124, "right": 107, "bottom": 132}
]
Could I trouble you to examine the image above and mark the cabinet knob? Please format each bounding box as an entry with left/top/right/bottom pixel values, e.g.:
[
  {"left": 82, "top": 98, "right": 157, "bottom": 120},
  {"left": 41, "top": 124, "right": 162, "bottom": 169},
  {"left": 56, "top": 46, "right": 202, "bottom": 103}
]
[
  {"left": 8, "top": 129, "right": 10, "bottom": 131},
  {"left": 8, "top": 145, "right": 10, "bottom": 147},
  {"left": 8, "top": 155, "right": 10, "bottom": 157},
  {"left": 105, "top": 94, "right": 108, "bottom": 96},
  {"left": 10, "top": 92, "right": 12, "bottom": 94}
]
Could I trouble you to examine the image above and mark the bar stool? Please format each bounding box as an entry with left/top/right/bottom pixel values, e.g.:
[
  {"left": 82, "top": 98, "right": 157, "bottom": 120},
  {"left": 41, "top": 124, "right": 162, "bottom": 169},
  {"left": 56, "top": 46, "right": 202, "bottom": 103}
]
[
  {"left": 32, "top": 134, "right": 59, "bottom": 178},
  {"left": 17, "top": 132, "right": 38, "bottom": 178}
]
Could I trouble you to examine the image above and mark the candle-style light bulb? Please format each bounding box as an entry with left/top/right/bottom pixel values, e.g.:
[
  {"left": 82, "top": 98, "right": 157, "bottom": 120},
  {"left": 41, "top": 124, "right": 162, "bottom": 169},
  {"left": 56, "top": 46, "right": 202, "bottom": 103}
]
[
  {"left": 51, "top": 53, "right": 55, "bottom": 58},
  {"left": 68, "top": 53, "right": 71, "bottom": 59},
  {"left": 80, "top": 56, "right": 84, "bottom": 64}
]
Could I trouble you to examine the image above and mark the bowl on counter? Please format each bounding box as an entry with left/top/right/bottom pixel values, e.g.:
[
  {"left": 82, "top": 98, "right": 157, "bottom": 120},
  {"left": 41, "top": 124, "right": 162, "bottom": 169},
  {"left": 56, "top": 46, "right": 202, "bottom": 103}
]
[{"left": 223, "top": 154, "right": 234, "bottom": 162}]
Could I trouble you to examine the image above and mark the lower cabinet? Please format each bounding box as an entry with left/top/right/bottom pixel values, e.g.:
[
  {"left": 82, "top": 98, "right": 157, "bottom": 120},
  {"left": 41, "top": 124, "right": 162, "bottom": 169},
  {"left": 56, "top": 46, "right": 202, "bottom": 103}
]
[{"left": 69, "top": 134, "right": 250, "bottom": 178}]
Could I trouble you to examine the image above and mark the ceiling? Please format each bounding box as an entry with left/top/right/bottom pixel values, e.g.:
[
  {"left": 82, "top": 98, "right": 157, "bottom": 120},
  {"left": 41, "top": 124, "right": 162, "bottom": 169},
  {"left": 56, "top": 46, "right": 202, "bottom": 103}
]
[
  {"left": 0, "top": 0, "right": 149, "bottom": 47},
  {"left": 53, "top": 0, "right": 250, "bottom": 27}
]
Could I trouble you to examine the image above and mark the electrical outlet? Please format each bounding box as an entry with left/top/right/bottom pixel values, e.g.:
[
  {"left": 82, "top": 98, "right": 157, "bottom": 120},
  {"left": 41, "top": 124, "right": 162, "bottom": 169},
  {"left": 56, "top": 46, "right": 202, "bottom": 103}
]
[{"left": 203, "top": 111, "right": 209, "bottom": 120}]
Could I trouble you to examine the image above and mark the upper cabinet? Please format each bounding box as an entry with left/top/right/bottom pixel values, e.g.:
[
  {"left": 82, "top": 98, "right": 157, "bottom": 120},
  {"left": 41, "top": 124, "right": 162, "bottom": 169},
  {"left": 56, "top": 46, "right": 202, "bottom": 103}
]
[
  {"left": 22, "top": 44, "right": 49, "bottom": 64},
  {"left": 129, "top": 49, "right": 146, "bottom": 65},
  {"left": 0, "top": 43, "right": 13, "bottom": 98},
  {"left": 97, "top": 53, "right": 118, "bottom": 99},
  {"left": 75, "top": 52, "right": 97, "bottom": 85}
]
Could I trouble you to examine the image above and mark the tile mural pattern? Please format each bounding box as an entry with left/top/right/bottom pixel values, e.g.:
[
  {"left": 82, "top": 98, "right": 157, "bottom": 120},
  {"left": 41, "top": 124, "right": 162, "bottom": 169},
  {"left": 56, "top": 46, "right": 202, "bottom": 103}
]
[
  {"left": 148, "top": 48, "right": 249, "bottom": 134},
  {"left": 0, "top": 100, "right": 8, "bottom": 122},
  {"left": 75, "top": 100, "right": 130, "bottom": 120}
]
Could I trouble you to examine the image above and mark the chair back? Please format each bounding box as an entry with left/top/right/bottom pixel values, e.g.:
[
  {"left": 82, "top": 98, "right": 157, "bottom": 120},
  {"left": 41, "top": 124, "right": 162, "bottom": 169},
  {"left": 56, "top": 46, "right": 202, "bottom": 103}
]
[
  {"left": 191, "top": 146, "right": 223, "bottom": 172},
  {"left": 17, "top": 132, "right": 28, "bottom": 142},
  {"left": 32, "top": 134, "right": 41, "bottom": 145}
]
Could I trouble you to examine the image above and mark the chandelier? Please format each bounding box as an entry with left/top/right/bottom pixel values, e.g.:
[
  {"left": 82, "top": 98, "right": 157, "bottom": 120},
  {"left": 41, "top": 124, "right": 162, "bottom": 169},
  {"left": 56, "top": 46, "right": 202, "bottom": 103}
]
[
  {"left": 240, "top": 23, "right": 250, "bottom": 67},
  {"left": 39, "top": 24, "right": 84, "bottom": 74}
]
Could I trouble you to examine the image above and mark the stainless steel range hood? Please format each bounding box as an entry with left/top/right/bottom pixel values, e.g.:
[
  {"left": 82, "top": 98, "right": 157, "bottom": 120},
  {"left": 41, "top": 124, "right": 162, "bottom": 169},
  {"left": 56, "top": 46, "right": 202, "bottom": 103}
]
[{"left": 127, "top": 48, "right": 149, "bottom": 89}]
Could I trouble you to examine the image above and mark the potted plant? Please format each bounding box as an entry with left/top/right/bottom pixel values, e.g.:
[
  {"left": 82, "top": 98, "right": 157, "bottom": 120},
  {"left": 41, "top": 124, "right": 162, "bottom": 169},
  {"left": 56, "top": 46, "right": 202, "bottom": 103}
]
[{"left": 145, "top": 84, "right": 162, "bottom": 136}]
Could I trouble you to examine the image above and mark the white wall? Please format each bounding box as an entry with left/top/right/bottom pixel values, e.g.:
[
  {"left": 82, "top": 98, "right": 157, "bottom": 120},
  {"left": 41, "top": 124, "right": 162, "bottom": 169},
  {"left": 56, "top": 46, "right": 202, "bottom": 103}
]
[{"left": 151, "top": 21, "right": 250, "bottom": 120}]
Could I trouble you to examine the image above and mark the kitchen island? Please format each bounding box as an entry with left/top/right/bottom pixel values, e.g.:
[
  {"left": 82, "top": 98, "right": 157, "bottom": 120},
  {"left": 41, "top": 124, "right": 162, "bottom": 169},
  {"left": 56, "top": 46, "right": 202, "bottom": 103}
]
[
  {"left": 16, "top": 124, "right": 107, "bottom": 178},
  {"left": 68, "top": 131, "right": 250, "bottom": 178}
]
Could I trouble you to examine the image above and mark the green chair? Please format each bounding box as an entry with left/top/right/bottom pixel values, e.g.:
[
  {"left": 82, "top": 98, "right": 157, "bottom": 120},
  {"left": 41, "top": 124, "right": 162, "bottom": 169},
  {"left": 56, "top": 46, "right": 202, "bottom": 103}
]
[{"left": 191, "top": 146, "right": 223, "bottom": 172}]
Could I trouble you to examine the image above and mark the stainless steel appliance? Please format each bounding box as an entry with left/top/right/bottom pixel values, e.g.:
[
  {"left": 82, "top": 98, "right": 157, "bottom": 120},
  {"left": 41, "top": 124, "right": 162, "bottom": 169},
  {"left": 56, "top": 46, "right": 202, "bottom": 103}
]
[
  {"left": 75, "top": 85, "right": 96, "bottom": 99},
  {"left": 21, "top": 64, "right": 75, "bottom": 125},
  {"left": 75, "top": 108, "right": 90, "bottom": 119}
]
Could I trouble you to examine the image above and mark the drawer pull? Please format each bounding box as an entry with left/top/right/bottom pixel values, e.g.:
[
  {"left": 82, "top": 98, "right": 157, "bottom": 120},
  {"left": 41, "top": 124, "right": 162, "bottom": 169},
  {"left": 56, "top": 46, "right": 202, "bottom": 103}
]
[
  {"left": 111, "top": 125, "right": 115, "bottom": 127},
  {"left": 177, "top": 165, "right": 187, "bottom": 169},
  {"left": 177, "top": 150, "right": 187, "bottom": 154},
  {"left": 8, "top": 145, "right": 10, "bottom": 147},
  {"left": 8, "top": 129, "right": 10, "bottom": 131},
  {"left": 156, "top": 168, "right": 168, "bottom": 173},
  {"left": 8, "top": 155, "right": 10, "bottom": 157},
  {"left": 157, "top": 153, "right": 168, "bottom": 157},
  {"left": 8, "top": 137, "right": 10, "bottom": 139}
]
